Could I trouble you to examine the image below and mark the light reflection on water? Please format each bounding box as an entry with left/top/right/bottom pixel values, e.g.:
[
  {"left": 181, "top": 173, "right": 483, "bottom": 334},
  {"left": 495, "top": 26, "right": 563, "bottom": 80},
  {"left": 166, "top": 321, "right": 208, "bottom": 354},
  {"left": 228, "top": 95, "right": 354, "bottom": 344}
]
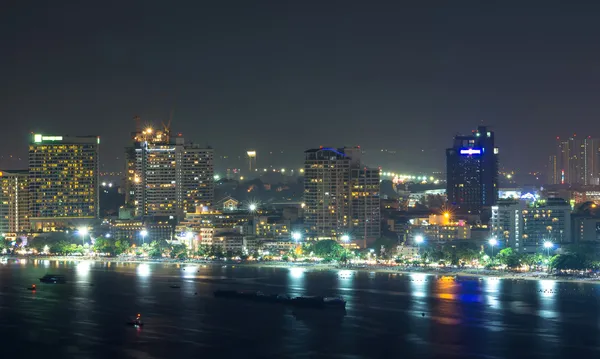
[
  {"left": 137, "top": 263, "right": 151, "bottom": 278},
  {"left": 410, "top": 273, "right": 428, "bottom": 298},
  {"left": 182, "top": 266, "right": 198, "bottom": 279},
  {"left": 1, "top": 262, "right": 600, "bottom": 358},
  {"left": 484, "top": 277, "right": 502, "bottom": 310},
  {"left": 289, "top": 267, "right": 305, "bottom": 279},
  {"left": 76, "top": 261, "right": 91, "bottom": 277}
]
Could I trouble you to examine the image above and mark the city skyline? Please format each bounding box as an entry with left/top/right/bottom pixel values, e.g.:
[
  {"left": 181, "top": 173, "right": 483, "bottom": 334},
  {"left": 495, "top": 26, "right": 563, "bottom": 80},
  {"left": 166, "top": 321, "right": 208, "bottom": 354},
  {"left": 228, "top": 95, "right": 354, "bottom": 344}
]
[{"left": 5, "top": 2, "right": 600, "bottom": 175}]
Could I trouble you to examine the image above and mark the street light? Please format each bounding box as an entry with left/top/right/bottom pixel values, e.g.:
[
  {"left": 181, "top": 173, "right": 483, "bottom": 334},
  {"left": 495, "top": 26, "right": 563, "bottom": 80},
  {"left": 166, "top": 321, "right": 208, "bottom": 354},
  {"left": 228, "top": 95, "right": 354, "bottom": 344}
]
[
  {"left": 488, "top": 238, "right": 498, "bottom": 257},
  {"left": 78, "top": 227, "right": 88, "bottom": 246},
  {"left": 248, "top": 203, "right": 257, "bottom": 212},
  {"left": 543, "top": 241, "right": 553, "bottom": 257},
  {"left": 414, "top": 235, "right": 424, "bottom": 256},
  {"left": 185, "top": 231, "right": 194, "bottom": 240},
  {"left": 291, "top": 232, "right": 302, "bottom": 242},
  {"left": 140, "top": 229, "right": 148, "bottom": 244},
  {"left": 341, "top": 234, "right": 350, "bottom": 242}
]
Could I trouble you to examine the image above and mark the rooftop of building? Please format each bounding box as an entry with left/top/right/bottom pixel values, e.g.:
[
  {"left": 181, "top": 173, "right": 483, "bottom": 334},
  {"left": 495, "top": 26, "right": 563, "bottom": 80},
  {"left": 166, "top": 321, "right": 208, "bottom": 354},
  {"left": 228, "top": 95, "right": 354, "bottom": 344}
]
[{"left": 0, "top": 169, "right": 28, "bottom": 175}]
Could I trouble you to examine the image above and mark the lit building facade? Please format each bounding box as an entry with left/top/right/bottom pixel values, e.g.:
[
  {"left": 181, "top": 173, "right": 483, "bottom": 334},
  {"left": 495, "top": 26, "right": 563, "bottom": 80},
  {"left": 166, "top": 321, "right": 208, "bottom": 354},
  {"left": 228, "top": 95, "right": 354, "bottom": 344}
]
[
  {"left": 29, "top": 134, "right": 99, "bottom": 230},
  {"left": 350, "top": 168, "right": 381, "bottom": 242},
  {"left": 303, "top": 147, "right": 380, "bottom": 246},
  {"left": 178, "top": 144, "right": 214, "bottom": 214},
  {"left": 491, "top": 198, "right": 571, "bottom": 253},
  {"left": 255, "top": 216, "right": 290, "bottom": 238},
  {"left": 408, "top": 214, "right": 470, "bottom": 242},
  {"left": 131, "top": 130, "right": 213, "bottom": 219},
  {"left": 446, "top": 126, "right": 498, "bottom": 213},
  {"left": 109, "top": 219, "right": 173, "bottom": 244},
  {"left": 176, "top": 208, "right": 253, "bottom": 250},
  {"left": 0, "top": 170, "right": 29, "bottom": 235}
]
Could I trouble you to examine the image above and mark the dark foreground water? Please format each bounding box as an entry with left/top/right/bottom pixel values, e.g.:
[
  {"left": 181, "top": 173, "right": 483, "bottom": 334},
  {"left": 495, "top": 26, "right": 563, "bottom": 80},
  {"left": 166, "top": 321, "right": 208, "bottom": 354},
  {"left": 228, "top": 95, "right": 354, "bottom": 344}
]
[{"left": 1, "top": 260, "right": 600, "bottom": 359}]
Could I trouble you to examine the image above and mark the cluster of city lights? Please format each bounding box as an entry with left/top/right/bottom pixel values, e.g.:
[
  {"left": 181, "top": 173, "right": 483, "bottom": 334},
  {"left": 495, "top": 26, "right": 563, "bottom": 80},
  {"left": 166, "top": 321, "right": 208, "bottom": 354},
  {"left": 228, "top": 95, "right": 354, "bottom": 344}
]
[{"left": 379, "top": 171, "right": 442, "bottom": 184}]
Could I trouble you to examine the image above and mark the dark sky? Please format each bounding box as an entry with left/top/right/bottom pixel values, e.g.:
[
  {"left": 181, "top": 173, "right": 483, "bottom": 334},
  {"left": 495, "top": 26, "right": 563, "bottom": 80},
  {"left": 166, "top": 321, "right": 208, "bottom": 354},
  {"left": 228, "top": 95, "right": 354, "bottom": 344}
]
[{"left": 2, "top": 1, "right": 600, "bottom": 175}]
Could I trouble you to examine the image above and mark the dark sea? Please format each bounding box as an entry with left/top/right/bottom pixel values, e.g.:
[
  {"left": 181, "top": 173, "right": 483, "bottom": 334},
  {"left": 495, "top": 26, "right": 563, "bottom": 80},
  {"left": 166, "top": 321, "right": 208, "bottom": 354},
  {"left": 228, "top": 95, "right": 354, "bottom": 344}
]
[{"left": 1, "top": 259, "right": 599, "bottom": 359}]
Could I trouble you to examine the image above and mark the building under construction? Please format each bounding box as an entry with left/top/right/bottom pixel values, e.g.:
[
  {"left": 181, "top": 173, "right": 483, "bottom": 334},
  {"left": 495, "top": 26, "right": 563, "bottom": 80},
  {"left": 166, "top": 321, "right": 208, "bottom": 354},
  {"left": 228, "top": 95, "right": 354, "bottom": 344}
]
[{"left": 123, "top": 117, "right": 214, "bottom": 220}]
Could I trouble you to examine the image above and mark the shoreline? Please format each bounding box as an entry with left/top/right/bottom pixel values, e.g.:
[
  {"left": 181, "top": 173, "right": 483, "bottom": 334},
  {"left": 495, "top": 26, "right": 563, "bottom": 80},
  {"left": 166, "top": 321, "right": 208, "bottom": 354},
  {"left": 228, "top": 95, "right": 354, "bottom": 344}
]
[{"left": 5, "top": 255, "right": 600, "bottom": 284}]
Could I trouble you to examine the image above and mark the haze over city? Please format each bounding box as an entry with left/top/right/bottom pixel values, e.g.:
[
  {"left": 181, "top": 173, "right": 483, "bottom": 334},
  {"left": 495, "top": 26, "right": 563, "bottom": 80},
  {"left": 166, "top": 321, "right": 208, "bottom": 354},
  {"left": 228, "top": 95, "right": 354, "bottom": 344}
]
[{"left": 4, "top": 1, "right": 600, "bottom": 174}]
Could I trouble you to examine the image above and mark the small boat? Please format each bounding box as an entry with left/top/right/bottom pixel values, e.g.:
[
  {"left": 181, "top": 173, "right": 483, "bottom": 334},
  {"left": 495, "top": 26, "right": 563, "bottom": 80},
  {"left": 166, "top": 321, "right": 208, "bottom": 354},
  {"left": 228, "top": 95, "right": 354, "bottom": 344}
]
[
  {"left": 126, "top": 314, "right": 144, "bottom": 327},
  {"left": 169, "top": 285, "right": 181, "bottom": 289},
  {"left": 27, "top": 284, "right": 36, "bottom": 291},
  {"left": 39, "top": 274, "right": 66, "bottom": 284}
]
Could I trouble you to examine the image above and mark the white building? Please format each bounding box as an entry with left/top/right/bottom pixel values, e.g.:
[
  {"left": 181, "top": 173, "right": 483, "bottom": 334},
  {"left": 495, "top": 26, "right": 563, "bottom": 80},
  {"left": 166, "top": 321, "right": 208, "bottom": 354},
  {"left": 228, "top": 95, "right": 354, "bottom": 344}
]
[
  {"left": 134, "top": 136, "right": 213, "bottom": 219},
  {"left": 491, "top": 198, "right": 571, "bottom": 252}
]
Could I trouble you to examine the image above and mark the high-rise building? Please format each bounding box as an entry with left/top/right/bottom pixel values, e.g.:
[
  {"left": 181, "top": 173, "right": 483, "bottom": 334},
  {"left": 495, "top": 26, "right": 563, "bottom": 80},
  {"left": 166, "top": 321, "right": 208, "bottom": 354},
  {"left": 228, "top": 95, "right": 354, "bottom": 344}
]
[
  {"left": 124, "top": 125, "right": 172, "bottom": 207},
  {"left": 178, "top": 144, "right": 214, "bottom": 214},
  {"left": 547, "top": 155, "right": 558, "bottom": 185},
  {"left": 0, "top": 169, "right": 29, "bottom": 235},
  {"left": 29, "top": 134, "right": 99, "bottom": 230},
  {"left": 303, "top": 147, "right": 380, "bottom": 246},
  {"left": 129, "top": 126, "right": 213, "bottom": 219},
  {"left": 446, "top": 126, "right": 498, "bottom": 213},
  {"left": 552, "top": 136, "right": 600, "bottom": 185},
  {"left": 350, "top": 167, "right": 381, "bottom": 242}
]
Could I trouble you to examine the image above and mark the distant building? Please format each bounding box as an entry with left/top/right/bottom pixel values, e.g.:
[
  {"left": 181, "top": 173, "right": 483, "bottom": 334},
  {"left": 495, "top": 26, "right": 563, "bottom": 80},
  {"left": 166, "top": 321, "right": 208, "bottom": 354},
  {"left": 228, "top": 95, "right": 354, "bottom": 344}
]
[
  {"left": 214, "top": 196, "right": 240, "bottom": 212},
  {"left": 491, "top": 198, "right": 571, "bottom": 253},
  {"left": 0, "top": 169, "right": 29, "bottom": 235},
  {"left": 29, "top": 134, "right": 99, "bottom": 231},
  {"left": 550, "top": 136, "right": 600, "bottom": 185},
  {"left": 303, "top": 147, "right": 380, "bottom": 246},
  {"left": 446, "top": 126, "right": 498, "bottom": 213}
]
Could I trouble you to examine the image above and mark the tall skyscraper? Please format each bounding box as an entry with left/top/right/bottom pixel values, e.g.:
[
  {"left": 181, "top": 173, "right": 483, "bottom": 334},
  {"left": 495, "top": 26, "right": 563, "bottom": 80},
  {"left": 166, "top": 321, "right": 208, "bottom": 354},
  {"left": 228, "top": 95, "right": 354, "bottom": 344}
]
[
  {"left": 446, "top": 126, "right": 498, "bottom": 213},
  {"left": 551, "top": 136, "right": 600, "bottom": 185},
  {"left": 29, "top": 134, "right": 99, "bottom": 230},
  {"left": 0, "top": 169, "right": 29, "bottom": 235},
  {"left": 129, "top": 126, "right": 213, "bottom": 219},
  {"left": 303, "top": 147, "right": 380, "bottom": 246},
  {"left": 350, "top": 167, "right": 381, "bottom": 242},
  {"left": 178, "top": 144, "right": 214, "bottom": 214}
]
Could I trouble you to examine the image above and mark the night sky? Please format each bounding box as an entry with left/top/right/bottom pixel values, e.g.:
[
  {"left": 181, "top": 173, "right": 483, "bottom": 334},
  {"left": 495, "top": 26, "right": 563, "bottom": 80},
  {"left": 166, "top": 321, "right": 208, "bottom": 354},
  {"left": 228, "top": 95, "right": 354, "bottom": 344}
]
[{"left": 2, "top": 1, "right": 600, "bottom": 175}]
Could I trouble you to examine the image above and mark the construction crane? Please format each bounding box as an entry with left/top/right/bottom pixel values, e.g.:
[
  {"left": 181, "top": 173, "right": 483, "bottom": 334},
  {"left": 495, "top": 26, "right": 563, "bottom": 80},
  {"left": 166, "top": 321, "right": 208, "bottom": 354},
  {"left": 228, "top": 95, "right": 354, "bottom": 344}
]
[{"left": 133, "top": 115, "right": 141, "bottom": 131}]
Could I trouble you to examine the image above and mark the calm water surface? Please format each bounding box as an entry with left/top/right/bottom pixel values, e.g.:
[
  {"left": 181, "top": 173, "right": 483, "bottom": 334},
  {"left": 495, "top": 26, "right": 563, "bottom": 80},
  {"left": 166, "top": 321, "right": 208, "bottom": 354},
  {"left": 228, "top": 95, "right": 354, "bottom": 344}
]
[{"left": 1, "top": 259, "right": 600, "bottom": 358}]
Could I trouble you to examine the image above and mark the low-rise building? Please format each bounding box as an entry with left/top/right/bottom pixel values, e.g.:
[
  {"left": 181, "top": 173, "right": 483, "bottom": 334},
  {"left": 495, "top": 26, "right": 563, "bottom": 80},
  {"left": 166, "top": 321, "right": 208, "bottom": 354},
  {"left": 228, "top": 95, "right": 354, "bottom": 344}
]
[
  {"left": 260, "top": 239, "right": 296, "bottom": 255},
  {"left": 109, "top": 218, "right": 173, "bottom": 244}
]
